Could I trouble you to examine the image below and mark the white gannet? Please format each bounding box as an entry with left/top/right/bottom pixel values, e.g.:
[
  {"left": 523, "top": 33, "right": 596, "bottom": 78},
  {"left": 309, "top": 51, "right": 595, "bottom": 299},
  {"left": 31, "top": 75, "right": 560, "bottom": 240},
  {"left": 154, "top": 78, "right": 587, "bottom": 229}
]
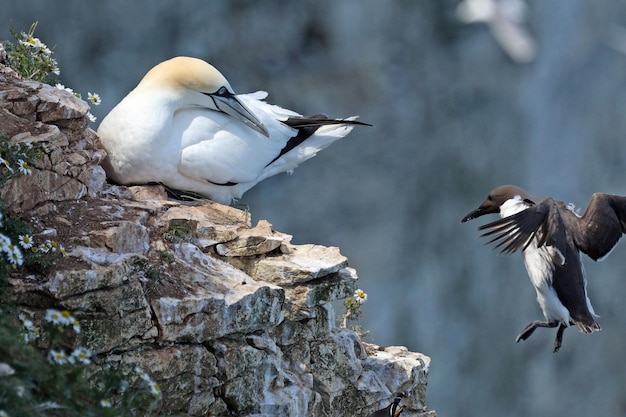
[{"left": 97, "top": 56, "right": 369, "bottom": 204}]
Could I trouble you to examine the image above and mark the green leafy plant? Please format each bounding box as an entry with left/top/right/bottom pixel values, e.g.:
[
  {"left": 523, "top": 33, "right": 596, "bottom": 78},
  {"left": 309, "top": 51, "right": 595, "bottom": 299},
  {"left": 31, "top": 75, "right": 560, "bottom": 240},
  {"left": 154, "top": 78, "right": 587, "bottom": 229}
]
[
  {"left": 340, "top": 288, "right": 369, "bottom": 338},
  {"left": 2, "top": 21, "right": 101, "bottom": 123},
  {"left": 163, "top": 223, "right": 194, "bottom": 243},
  {"left": 2, "top": 21, "right": 59, "bottom": 84},
  {"left": 0, "top": 307, "right": 162, "bottom": 417}
]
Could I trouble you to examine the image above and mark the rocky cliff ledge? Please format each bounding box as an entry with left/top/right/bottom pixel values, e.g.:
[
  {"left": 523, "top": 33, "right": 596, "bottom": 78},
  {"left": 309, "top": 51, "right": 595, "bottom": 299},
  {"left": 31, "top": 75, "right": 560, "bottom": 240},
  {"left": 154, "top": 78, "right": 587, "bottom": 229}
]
[{"left": 0, "top": 65, "right": 435, "bottom": 417}]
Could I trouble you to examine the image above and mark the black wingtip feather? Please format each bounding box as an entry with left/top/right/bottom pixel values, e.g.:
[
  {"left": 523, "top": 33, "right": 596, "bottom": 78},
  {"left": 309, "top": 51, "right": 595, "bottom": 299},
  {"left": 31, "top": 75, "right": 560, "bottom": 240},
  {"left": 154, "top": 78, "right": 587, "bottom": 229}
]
[
  {"left": 283, "top": 115, "right": 372, "bottom": 128},
  {"left": 476, "top": 216, "right": 537, "bottom": 254}
]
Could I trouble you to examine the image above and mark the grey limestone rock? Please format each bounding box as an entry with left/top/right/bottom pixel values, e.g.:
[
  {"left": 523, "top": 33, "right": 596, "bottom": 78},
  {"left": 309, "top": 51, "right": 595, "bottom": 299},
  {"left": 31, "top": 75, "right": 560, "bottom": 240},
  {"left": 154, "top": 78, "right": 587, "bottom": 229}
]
[{"left": 1, "top": 63, "right": 435, "bottom": 416}]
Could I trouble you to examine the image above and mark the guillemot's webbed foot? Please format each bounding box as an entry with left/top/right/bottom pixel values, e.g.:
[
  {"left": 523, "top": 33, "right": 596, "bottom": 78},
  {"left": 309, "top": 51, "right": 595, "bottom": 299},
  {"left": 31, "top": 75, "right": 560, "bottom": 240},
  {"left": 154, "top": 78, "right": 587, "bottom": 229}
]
[
  {"left": 553, "top": 323, "right": 567, "bottom": 353},
  {"left": 516, "top": 320, "right": 559, "bottom": 343}
]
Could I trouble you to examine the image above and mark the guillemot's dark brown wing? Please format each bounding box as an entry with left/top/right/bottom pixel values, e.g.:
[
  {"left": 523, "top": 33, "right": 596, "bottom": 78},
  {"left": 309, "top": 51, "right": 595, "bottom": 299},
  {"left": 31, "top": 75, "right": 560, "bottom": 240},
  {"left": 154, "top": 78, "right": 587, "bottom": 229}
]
[
  {"left": 477, "top": 198, "right": 568, "bottom": 261},
  {"left": 571, "top": 193, "right": 626, "bottom": 261}
]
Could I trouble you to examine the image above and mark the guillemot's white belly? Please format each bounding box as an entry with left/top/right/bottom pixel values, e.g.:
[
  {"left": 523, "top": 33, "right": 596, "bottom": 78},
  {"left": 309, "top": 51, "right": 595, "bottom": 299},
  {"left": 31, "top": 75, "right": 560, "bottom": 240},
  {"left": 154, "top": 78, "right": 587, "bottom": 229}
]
[{"left": 500, "top": 197, "right": 571, "bottom": 325}]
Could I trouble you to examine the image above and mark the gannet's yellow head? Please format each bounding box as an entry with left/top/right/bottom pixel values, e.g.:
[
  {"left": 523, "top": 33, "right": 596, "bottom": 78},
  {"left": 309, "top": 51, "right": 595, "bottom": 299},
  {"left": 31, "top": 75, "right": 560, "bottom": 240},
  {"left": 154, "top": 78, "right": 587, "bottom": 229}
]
[
  {"left": 140, "top": 56, "right": 232, "bottom": 93},
  {"left": 138, "top": 56, "right": 268, "bottom": 136}
]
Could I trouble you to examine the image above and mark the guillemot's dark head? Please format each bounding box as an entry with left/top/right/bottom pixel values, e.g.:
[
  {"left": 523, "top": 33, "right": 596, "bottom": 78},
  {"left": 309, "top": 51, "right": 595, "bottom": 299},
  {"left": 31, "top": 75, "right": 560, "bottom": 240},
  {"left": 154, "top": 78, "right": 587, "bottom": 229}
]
[
  {"left": 461, "top": 185, "right": 532, "bottom": 223},
  {"left": 366, "top": 393, "right": 405, "bottom": 417}
]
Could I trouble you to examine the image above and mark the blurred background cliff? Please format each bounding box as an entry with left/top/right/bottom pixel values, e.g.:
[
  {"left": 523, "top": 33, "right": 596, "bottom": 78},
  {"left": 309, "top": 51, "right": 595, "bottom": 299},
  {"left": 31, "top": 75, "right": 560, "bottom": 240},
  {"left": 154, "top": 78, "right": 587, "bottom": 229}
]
[{"left": 3, "top": 1, "right": 626, "bottom": 416}]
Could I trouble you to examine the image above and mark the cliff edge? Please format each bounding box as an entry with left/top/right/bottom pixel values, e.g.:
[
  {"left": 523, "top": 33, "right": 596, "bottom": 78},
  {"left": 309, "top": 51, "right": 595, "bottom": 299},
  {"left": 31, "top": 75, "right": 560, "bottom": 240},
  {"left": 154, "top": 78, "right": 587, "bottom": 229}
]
[{"left": 0, "top": 64, "right": 435, "bottom": 417}]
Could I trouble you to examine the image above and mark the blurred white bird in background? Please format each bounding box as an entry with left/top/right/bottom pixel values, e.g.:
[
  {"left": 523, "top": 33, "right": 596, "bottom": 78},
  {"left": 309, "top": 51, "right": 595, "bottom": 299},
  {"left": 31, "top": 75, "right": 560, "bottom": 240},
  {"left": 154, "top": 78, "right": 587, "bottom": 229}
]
[
  {"left": 456, "top": 0, "right": 536, "bottom": 64},
  {"left": 97, "top": 56, "right": 369, "bottom": 204}
]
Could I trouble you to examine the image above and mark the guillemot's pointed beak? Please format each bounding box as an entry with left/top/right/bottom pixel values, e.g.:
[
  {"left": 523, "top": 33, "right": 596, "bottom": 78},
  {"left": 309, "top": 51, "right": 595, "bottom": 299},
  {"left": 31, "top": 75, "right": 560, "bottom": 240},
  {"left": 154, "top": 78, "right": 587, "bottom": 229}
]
[
  {"left": 461, "top": 199, "right": 501, "bottom": 223},
  {"left": 461, "top": 208, "right": 482, "bottom": 223},
  {"left": 461, "top": 206, "right": 495, "bottom": 223},
  {"left": 210, "top": 89, "right": 269, "bottom": 137}
]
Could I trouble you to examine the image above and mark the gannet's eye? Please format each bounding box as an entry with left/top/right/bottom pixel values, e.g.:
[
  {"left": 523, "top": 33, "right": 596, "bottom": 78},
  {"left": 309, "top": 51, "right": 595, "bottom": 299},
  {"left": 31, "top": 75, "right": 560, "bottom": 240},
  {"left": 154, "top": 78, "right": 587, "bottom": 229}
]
[{"left": 215, "top": 86, "right": 229, "bottom": 96}]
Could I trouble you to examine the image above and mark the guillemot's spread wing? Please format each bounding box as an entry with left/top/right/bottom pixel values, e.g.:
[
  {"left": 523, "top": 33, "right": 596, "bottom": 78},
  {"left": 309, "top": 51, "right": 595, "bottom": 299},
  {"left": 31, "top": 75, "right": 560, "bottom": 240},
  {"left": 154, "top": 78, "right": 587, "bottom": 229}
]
[
  {"left": 572, "top": 193, "right": 626, "bottom": 261},
  {"left": 477, "top": 198, "right": 567, "bottom": 262}
]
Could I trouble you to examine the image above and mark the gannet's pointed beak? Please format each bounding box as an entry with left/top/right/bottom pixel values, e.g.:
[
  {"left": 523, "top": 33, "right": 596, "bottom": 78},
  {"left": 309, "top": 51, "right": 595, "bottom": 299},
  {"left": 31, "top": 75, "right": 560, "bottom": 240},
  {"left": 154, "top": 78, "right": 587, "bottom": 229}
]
[{"left": 209, "top": 87, "right": 269, "bottom": 137}]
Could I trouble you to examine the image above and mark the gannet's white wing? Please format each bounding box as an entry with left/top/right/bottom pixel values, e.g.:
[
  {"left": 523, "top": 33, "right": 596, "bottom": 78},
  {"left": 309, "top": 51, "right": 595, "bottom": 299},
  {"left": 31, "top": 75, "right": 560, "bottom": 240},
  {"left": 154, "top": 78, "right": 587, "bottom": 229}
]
[
  {"left": 177, "top": 92, "right": 300, "bottom": 185},
  {"left": 257, "top": 120, "right": 356, "bottom": 182}
]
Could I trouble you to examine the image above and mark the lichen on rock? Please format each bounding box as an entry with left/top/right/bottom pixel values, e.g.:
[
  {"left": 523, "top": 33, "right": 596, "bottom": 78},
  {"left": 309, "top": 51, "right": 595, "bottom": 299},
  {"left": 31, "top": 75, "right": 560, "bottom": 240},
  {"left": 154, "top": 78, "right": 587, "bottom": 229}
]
[{"left": 0, "top": 63, "right": 435, "bottom": 416}]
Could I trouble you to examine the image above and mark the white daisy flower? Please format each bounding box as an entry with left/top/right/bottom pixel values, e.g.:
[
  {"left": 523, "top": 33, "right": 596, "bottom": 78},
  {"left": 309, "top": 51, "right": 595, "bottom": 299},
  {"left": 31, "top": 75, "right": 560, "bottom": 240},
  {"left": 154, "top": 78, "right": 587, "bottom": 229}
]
[
  {"left": 48, "top": 349, "right": 68, "bottom": 365},
  {"left": 20, "top": 35, "right": 45, "bottom": 49},
  {"left": 87, "top": 92, "right": 101, "bottom": 106},
  {"left": 8, "top": 244, "right": 23, "bottom": 265},
  {"left": 50, "top": 59, "right": 60, "bottom": 76},
  {"left": 100, "top": 399, "right": 112, "bottom": 408},
  {"left": 71, "top": 317, "right": 81, "bottom": 333},
  {"left": 18, "top": 234, "right": 34, "bottom": 249},
  {"left": 70, "top": 347, "right": 91, "bottom": 365},
  {"left": 55, "top": 83, "right": 73, "bottom": 93},
  {"left": 135, "top": 366, "right": 151, "bottom": 382},
  {"left": 0, "top": 234, "right": 11, "bottom": 253},
  {"left": 87, "top": 112, "right": 97, "bottom": 123},
  {"left": 45, "top": 309, "right": 67, "bottom": 325},
  {"left": 22, "top": 319, "right": 35, "bottom": 331},
  {"left": 0, "top": 155, "right": 12, "bottom": 173},
  {"left": 19, "top": 317, "right": 40, "bottom": 343},
  {"left": 60, "top": 310, "right": 74, "bottom": 326},
  {"left": 148, "top": 380, "right": 161, "bottom": 398},
  {"left": 353, "top": 289, "right": 368, "bottom": 304},
  {"left": 16, "top": 159, "right": 32, "bottom": 175}
]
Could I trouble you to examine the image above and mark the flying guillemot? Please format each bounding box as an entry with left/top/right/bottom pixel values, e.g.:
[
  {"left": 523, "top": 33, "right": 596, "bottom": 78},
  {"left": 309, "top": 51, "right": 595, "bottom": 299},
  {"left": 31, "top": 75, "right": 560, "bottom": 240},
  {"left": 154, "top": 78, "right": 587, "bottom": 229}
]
[{"left": 461, "top": 185, "right": 626, "bottom": 352}]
